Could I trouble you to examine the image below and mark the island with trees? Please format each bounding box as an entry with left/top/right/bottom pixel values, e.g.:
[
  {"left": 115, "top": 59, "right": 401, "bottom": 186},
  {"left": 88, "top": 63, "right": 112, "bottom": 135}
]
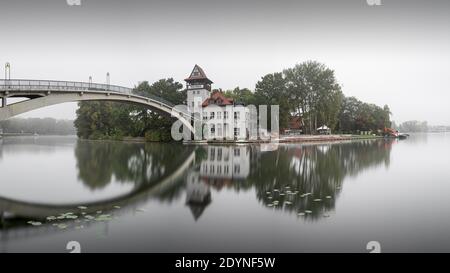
[{"left": 74, "top": 61, "right": 393, "bottom": 142}]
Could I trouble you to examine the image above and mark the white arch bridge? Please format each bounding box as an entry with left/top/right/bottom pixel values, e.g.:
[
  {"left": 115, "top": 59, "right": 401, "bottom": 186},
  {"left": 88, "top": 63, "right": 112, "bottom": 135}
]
[{"left": 0, "top": 79, "right": 194, "bottom": 133}]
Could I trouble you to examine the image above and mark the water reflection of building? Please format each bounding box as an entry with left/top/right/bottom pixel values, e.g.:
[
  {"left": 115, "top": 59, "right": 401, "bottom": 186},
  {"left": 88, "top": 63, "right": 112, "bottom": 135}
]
[
  {"left": 200, "top": 146, "right": 250, "bottom": 182},
  {"left": 185, "top": 171, "right": 211, "bottom": 221},
  {"left": 184, "top": 146, "right": 252, "bottom": 220}
]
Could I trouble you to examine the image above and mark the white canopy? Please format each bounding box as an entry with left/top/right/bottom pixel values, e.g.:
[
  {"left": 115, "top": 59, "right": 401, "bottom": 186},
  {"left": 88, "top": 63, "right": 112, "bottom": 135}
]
[{"left": 317, "top": 125, "right": 330, "bottom": 130}]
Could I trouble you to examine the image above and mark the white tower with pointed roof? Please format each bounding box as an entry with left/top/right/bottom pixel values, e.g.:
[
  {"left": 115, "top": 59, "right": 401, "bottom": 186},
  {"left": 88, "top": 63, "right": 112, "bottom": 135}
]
[{"left": 185, "top": 64, "right": 212, "bottom": 113}]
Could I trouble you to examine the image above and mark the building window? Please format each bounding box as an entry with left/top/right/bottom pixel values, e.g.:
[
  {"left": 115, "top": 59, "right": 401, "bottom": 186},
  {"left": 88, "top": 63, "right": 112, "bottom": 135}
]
[
  {"left": 217, "top": 111, "right": 222, "bottom": 119},
  {"left": 234, "top": 127, "right": 240, "bottom": 137},
  {"left": 234, "top": 164, "right": 240, "bottom": 174},
  {"left": 210, "top": 124, "right": 215, "bottom": 137},
  {"left": 224, "top": 123, "right": 228, "bottom": 138},
  {"left": 234, "top": 111, "right": 240, "bottom": 120},
  {"left": 224, "top": 150, "right": 229, "bottom": 162},
  {"left": 203, "top": 111, "right": 207, "bottom": 120},
  {"left": 210, "top": 112, "right": 215, "bottom": 120},
  {"left": 217, "top": 148, "right": 222, "bottom": 161},
  {"left": 224, "top": 165, "right": 229, "bottom": 174},
  {"left": 224, "top": 111, "right": 228, "bottom": 119},
  {"left": 217, "top": 124, "right": 222, "bottom": 137},
  {"left": 210, "top": 148, "right": 215, "bottom": 160},
  {"left": 234, "top": 148, "right": 240, "bottom": 157}
]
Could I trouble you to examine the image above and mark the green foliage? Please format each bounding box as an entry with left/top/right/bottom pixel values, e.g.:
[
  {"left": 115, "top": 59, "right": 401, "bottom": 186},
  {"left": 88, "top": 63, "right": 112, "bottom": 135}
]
[
  {"left": 284, "top": 61, "right": 344, "bottom": 134},
  {"left": 337, "top": 96, "right": 392, "bottom": 133},
  {"left": 226, "top": 61, "right": 346, "bottom": 133},
  {"left": 224, "top": 87, "right": 258, "bottom": 106},
  {"left": 74, "top": 78, "right": 186, "bottom": 141},
  {"left": 255, "top": 72, "right": 291, "bottom": 129}
]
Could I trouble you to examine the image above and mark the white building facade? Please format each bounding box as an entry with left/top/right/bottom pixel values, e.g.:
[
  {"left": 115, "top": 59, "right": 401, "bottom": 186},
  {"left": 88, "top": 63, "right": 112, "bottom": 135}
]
[{"left": 185, "top": 65, "right": 251, "bottom": 141}]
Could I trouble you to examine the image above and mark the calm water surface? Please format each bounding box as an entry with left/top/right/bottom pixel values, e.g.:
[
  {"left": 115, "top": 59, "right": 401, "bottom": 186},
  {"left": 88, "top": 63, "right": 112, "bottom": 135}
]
[{"left": 0, "top": 134, "right": 449, "bottom": 252}]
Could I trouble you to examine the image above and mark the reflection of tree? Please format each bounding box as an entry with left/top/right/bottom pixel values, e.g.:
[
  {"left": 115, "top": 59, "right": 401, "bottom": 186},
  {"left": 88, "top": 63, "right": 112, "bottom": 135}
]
[
  {"left": 252, "top": 139, "right": 393, "bottom": 220},
  {"left": 75, "top": 140, "right": 193, "bottom": 190}
]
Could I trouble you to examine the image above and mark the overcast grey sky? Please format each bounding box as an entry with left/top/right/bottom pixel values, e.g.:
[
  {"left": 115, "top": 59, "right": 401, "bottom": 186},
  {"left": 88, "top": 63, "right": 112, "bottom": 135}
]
[{"left": 1, "top": 0, "right": 449, "bottom": 124}]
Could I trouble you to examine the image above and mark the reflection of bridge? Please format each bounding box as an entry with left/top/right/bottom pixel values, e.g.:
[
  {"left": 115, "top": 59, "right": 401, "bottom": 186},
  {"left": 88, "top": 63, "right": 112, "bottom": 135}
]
[
  {"left": 0, "top": 151, "right": 195, "bottom": 240},
  {"left": 0, "top": 79, "right": 193, "bottom": 133}
]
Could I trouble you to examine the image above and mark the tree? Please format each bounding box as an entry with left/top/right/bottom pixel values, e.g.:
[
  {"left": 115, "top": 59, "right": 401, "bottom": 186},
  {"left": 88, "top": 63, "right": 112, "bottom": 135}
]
[
  {"left": 255, "top": 72, "right": 290, "bottom": 129},
  {"left": 284, "top": 61, "right": 343, "bottom": 134},
  {"left": 336, "top": 96, "right": 392, "bottom": 134},
  {"left": 224, "top": 87, "right": 257, "bottom": 106}
]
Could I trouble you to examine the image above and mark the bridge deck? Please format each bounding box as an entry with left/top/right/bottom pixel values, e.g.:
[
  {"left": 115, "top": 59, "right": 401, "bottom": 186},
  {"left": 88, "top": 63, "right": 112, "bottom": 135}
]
[{"left": 0, "top": 79, "right": 176, "bottom": 107}]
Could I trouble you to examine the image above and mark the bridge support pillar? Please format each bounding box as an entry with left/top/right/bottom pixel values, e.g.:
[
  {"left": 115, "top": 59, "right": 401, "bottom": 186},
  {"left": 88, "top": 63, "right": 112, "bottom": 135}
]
[{"left": 0, "top": 97, "right": 6, "bottom": 108}]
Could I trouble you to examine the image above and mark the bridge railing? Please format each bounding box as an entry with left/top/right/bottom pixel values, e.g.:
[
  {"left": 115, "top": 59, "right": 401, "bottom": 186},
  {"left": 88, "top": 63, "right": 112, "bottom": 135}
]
[{"left": 0, "top": 79, "right": 132, "bottom": 94}]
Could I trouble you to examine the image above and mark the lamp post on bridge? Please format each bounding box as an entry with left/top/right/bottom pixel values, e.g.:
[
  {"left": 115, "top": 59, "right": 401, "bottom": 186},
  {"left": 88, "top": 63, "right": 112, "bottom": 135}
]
[
  {"left": 1, "top": 62, "right": 10, "bottom": 107},
  {"left": 4, "top": 62, "right": 10, "bottom": 80},
  {"left": 106, "top": 72, "right": 110, "bottom": 90},
  {"left": 89, "top": 76, "right": 92, "bottom": 89}
]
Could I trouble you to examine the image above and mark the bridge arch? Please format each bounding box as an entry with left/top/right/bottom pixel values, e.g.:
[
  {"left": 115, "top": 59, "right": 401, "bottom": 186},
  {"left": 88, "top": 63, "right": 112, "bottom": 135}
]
[{"left": 0, "top": 79, "right": 194, "bottom": 134}]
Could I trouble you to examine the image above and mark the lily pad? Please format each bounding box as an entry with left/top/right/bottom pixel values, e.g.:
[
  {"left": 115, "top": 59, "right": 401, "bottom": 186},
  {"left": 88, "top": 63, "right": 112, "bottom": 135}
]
[
  {"left": 57, "top": 224, "right": 68, "bottom": 229},
  {"left": 313, "top": 199, "right": 322, "bottom": 202},
  {"left": 305, "top": 210, "right": 312, "bottom": 214},
  {"left": 298, "top": 212, "right": 305, "bottom": 216},
  {"left": 113, "top": 206, "right": 121, "bottom": 209},
  {"left": 95, "top": 214, "right": 113, "bottom": 221},
  {"left": 78, "top": 206, "right": 88, "bottom": 210},
  {"left": 46, "top": 216, "right": 57, "bottom": 221}
]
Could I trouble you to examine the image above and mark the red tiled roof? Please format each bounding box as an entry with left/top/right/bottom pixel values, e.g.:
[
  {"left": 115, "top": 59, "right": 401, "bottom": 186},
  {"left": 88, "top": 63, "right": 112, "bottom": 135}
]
[
  {"left": 201, "top": 90, "right": 234, "bottom": 107},
  {"left": 185, "top": 64, "right": 213, "bottom": 84}
]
